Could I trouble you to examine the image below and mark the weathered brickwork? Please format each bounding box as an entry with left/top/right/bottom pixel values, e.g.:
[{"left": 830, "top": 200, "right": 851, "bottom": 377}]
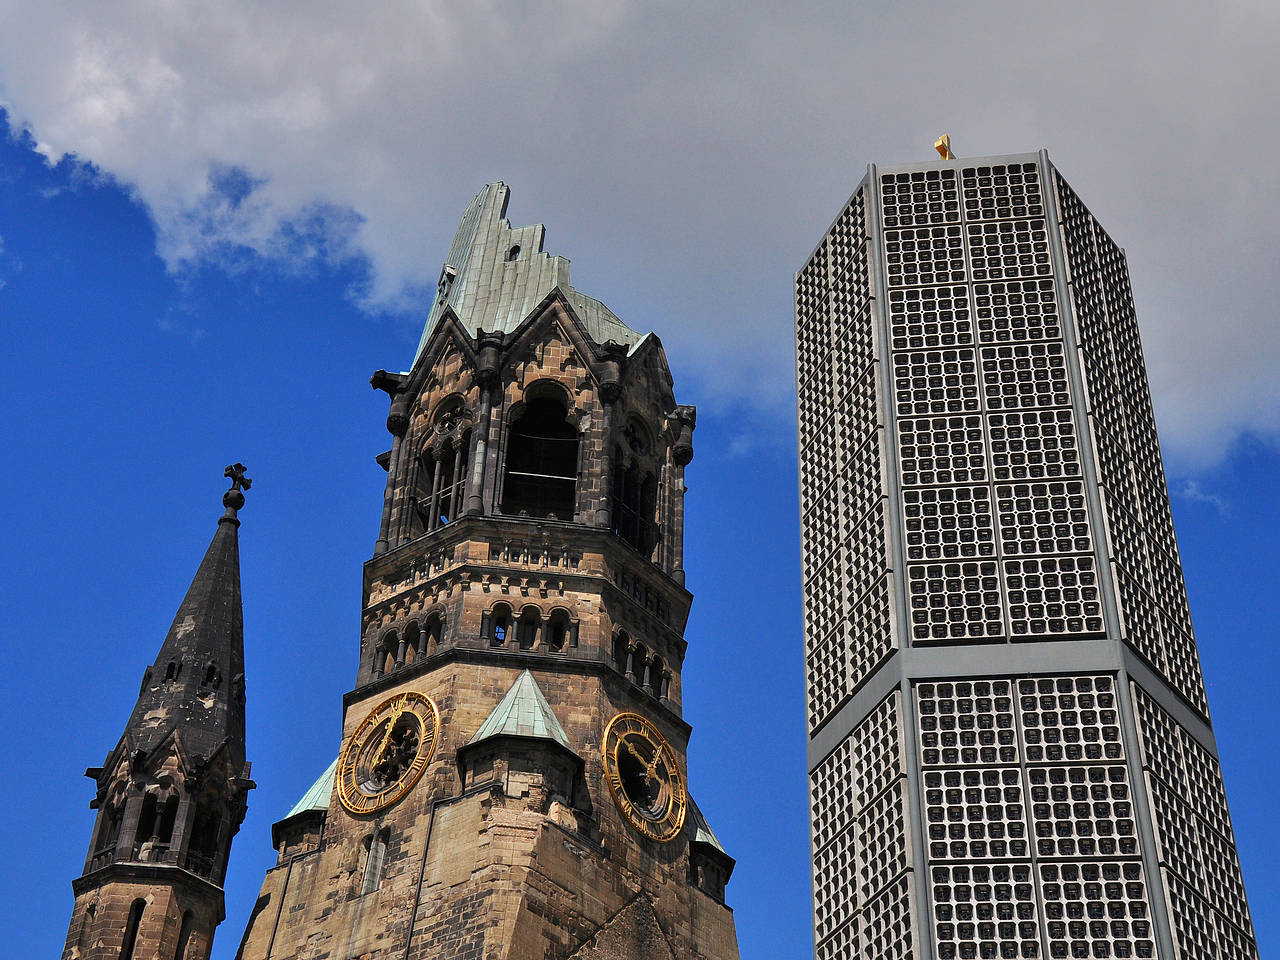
[{"left": 236, "top": 185, "right": 738, "bottom": 960}]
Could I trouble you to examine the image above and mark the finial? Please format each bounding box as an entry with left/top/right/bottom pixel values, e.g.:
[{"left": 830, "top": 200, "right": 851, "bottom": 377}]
[
  {"left": 222, "top": 462, "right": 251, "bottom": 521},
  {"left": 934, "top": 134, "right": 956, "bottom": 160}
]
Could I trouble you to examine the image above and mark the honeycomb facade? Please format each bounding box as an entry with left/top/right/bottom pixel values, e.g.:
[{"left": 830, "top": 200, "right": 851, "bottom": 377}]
[{"left": 797, "top": 152, "right": 1257, "bottom": 960}]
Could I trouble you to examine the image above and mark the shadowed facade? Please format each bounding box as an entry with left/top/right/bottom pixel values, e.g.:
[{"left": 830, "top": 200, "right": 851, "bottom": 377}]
[{"left": 64, "top": 467, "right": 254, "bottom": 960}]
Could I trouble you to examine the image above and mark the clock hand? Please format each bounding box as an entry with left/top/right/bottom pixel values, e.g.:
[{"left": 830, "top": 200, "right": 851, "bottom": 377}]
[{"left": 373, "top": 701, "right": 405, "bottom": 767}]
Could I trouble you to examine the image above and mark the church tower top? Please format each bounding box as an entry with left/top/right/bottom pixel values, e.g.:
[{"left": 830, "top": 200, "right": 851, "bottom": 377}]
[{"left": 412, "top": 182, "right": 645, "bottom": 364}]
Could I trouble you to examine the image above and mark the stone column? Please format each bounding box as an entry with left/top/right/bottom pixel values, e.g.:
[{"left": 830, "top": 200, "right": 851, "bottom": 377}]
[
  {"left": 426, "top": 452, "right": 444, "bottom": 533},
  {"left": 376, "top": 399, "right": 410, "bottom": 555},
  {"left": 115, "top": 792, "right": 145, "bottom": 861},
  {"left": 170, "top": 796, "right": 195, "bottom": 866}
]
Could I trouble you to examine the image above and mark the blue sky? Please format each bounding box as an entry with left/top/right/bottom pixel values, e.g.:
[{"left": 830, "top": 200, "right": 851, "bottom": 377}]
[
  {"left": 1, "top": 3, "right": 1278, "bottom": 955},
  {"left": 3, "top": 111, "right": 1277, "bottom": 959}
]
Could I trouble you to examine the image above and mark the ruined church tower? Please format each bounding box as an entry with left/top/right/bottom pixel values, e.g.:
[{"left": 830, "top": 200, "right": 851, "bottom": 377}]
[
  {"left": 63, "top": 468, "right": 254, "bottom": 960},
  {"left": 236, "top": 184, "right": 740, "bottom": 959}
]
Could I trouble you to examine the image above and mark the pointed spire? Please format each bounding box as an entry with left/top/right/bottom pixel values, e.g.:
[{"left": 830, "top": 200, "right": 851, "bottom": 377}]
[
  {"left": 121, "top": 465, "right": 250, "bottom": 765},
  {"left": 469, "top": 669, "right": 572, "bottom": 750}
]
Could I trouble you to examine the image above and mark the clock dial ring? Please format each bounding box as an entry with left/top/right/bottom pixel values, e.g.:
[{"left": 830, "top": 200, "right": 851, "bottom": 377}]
[
  {"left": 338, "top": 691, "right": 440, "bottom": 815},
  {"left": 602, "top": 712, "right": 687, "bottom": 843}
]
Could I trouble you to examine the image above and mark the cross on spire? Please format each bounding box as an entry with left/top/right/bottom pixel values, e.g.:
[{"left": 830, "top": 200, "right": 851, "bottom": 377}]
[
  {"left": 222, "top": 462, "right": 251, "bottom": 519},
  {"left": 225, "top": 462, "right": 252, "bottom": 493}
]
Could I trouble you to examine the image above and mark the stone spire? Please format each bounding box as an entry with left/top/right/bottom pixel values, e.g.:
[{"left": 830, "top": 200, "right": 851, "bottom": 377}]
[
  {"left": 63, "top": 466, "right": 255, "bottom": 960},
  {"left": 121, "top": 463, "right": 250, "bottom": 764}
]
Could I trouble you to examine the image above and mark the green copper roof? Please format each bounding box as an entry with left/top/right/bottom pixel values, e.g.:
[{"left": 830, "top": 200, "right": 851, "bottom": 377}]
[
  {"left": 468, "top": 669, "right": 571, "bottom": 750},
  {"left": 688, "top": 798, "right": 726, "bottom": 855},
  {"left": 412, "top": 183, "right": 645, "bottom": 364},
  {"left": 284, "top": 757, "right": 337, "bottom": 818}
]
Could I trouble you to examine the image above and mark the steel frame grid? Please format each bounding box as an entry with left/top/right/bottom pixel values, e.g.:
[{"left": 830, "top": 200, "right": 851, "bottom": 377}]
[
  {"left": 800, "top": 151, "right": 1258, "bottom": 960},
  {"left": 798, "top": 148, "right": 1259, "bottom": 960},
  {"left": 874, "top": 152, "right": 1104, "bottom": 650}
]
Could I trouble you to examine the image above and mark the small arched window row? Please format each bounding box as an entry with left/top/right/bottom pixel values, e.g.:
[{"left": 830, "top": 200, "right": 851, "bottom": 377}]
[
  {"left": 611, "top": 630, "right": 671, "bottom": 702},
  {"left": 370, "top": 612, "right": 447, "bottom": 681},
  {"left": 483, "top": 603, "right": 577, "bottom": 653}
]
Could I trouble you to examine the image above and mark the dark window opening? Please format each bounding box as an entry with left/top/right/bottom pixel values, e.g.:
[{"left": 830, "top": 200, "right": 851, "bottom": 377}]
[
  {"left": 507, "top": 244, "right": 521, "bottom": 261},
  {"left": 648, "top": 657, "right": 665, "bottom": 697},
  {"left": 136, "top": 795, "right": 177, "bottom": 860},
  {"left": 613, "top": 633, "right": 630, "bottom": 672},
  {"left": 200, "top": 662, "right": 221, "bottom": 690},
  {"left": 517, "top": 609, "right": 541, "bottom": 650},
  {"left": 424, "top": 615, "right": 443, "bottom": 657},
  {"left": 77, "top": 904, "right": 96, "bottom": 954},
  {"left": 611, "top": 448, "right": 659, "bottom": 557},
  {"left": 374, "top": 632, "right": 399, "bottom": 679},
  {"left": 362, "top": 829, "right": 389, "bottom": 895},
  {"left": 502, "top": 397, "right": 579, "bottom": 520},
  {"left": 120, "top": 899, "right": 146, "bottom": 960},
  {"left": 164, "top": 660, "right": 180, "bottom": 682},
  {"left": 187, "top": 808, "right": 221, "bottom": 878},
  {"left": 173, "top": 911, "right": 195, "bottom": 960},
  {"left": 96, "top": 805, "right": 122, "bottom": 859},
  {"left": 489, "top": 605, "right": 512, "bottom": 646},
  {"left": 136, "top": 796, "right": 157, "bottom": 850},
  {"left": 548, "top": 611, "right": 570, "bottom": 652},
  {"left": 402, "top": 622, "right": 420, "bottom": 666}
]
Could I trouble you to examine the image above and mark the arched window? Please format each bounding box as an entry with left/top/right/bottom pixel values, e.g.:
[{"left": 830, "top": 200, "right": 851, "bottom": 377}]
[
  {"left": 374, "top": 632, "right": 398, "bottom": 679},
  {"left": 547, "top": 610, "right": 571, "bottom": 652},
  {"left": 488, "top": 604, "right": 512, "bottom": 646},
  {"left": 136, "top": 795, "right": 158, "bottom": 855},
  {"left": 423, "top": 614, "right": 443, "bottom": 658},
  {"left": 631, "top": 645, "right": 648, "bottom": 683},
  {"left": 200, "top": 662, "right": 221, "bottom": 690},
  {"left": 361, "top": 828, "right": 389, "bottom": 895},
  {"left": 97, "top": 804, "right": 122, "bottom": 860},
  {"left": 77, "top": 904, "right": 96, "bottom": 955},
  {"left": 648, "top": 656, "right": 665, "bottom": 698},
  {"left": 120, "top": 898, "right": 146, "bottom": 960},
  {"left": 163, "top": 660, "right": 181, "bottom": 682},
  {"left": 613, "top": 632, "right": 630, "bottom": 671},
  {"left": 173, "top": 910, "right": 194, "bottom": 960},
  {"left": 611, "top": 446, "right": 658, "bottom": 557},
  {"left": 187, "top": 807, "right": 221, "bottom": 878},
  {"left": 516, "top": 608, "right": 541, "bottom": 650},
  {"left": 402, "top": 621, "right": 420, "bottom": 666},
  {"left": 501, "top": 395, "right": 579, "bottom": 520}
]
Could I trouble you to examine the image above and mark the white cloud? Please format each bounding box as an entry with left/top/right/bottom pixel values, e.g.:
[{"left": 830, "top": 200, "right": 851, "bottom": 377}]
[
  {"left": 1, "top": 0, "right": 1277, "bottom": 467},
  {"left": 1175, "top": 480, "right": 1229, "bottom": 517}
]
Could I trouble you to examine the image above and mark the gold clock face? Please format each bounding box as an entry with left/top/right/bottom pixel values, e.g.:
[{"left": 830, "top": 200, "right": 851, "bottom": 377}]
[
  {"left": 602, "top": 712, "right": 687, "bottom": 843},
  {"left": 338, "top": 691, "right": 440, "bottom": 815}
]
